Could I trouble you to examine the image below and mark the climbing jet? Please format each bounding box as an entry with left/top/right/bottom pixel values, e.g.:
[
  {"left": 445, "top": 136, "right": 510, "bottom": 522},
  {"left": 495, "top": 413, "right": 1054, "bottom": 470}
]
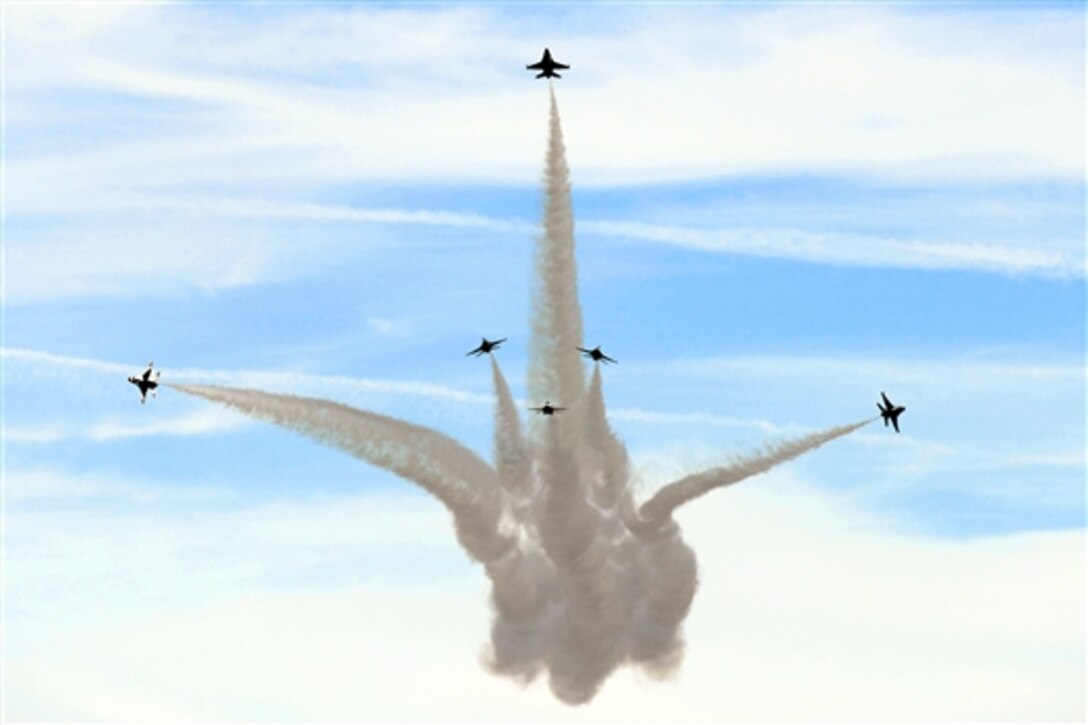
[
  {"left": 877, "top": 392, "right": 906, "bottom": 433},
  {"left": 128, "top": 362, "right": 161, "bottom": 404},
  {"left": 578, "top": 345, "right": 617, "bottom": 364},
  {"left": 466, "top": 337, "right": 507, "bottom": 357},
  {"left": 529, "top": 401, "right": 566, "bottom": 416},
  {"left": 527, "top": 48, "right": 569, "bottom": 79}
]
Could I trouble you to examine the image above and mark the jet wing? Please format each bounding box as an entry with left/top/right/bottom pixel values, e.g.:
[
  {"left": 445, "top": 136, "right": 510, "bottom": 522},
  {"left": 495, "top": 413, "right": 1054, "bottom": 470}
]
[
  {"left": 881, "top": 392, "right": 893, "bottom": 408},
  {"left": 892, "top": 418, "right": 900, "bottom": 433},
  {"left": 600, "top": 354, "right": 617, "bottom": 364},
  {"left": 551, "top": 61, "right": 570, "bottom": 70},
  {"left": 526, "top": 61, "right": 546, "bottom": 70}
]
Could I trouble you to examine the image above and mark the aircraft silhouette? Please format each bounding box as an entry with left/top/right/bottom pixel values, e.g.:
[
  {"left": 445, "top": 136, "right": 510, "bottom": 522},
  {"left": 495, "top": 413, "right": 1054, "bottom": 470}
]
[
  {"left": 128, "top": 362, "right": 161, "bottom": 404},
  {"left": 466, "top": 337, "right": 507, "bottom": 357},
  {"left": 527, "top": 48, "right": 569, "bottom": 79},
  {"left": 578, "top": 345, "right": 617, "bottom": 364},
  {"left": 529, "top": 401, "right": 566, "bottom": 416},
  {"left": 877, "top": 392, "right": 906, "bottom": 433}
]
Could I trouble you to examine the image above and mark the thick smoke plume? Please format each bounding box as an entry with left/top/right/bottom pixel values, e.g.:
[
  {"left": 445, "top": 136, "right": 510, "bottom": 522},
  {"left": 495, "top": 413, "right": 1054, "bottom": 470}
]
[{"left": 172, "top": 88, "right": 869, "bottom": 704}]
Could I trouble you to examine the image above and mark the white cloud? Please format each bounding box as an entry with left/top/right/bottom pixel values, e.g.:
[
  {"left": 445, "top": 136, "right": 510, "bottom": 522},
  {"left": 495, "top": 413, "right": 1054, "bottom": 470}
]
[
  {"left": 4, "top": 471, "right": 1083, "bottom": 720},
  {"left": 582, "top": 220, "right": 1085, "bottom": 278},
  {"left": 8, "top": 194, "right": 1079, "bottom": 306},
  {"left": 6, "top": 407, "right": 248, "bottom": 444},
  {"left": 663, "top": 353, "right": 1085, "bottom": 390},
  {"left": 365, "top": 315, "right": 416, "bottom": 339},
  {"left": 5, "top": 6, "right": 1082, "bottom": 301},
  {"left": 4, "top": 468, "right": 235, "bottom": 505},
  {"left": 611, "top": 407, "right": 782, "bottom": 434},
  {"left": 5, "top": 5, "right": 1082, "bottom": 195}
]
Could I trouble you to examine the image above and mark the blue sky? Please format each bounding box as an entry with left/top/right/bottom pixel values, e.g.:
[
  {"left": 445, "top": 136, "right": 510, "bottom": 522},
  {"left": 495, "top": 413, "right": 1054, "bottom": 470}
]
[{"left": 3, "top": 2, "right": 1085, "bottom": 720}]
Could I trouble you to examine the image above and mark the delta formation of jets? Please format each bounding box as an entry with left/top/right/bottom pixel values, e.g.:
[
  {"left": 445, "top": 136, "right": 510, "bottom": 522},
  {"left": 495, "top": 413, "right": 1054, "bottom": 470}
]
[
  {"left": 129, "top": 48, "right": 907, "bottom": 433},
  {"left": 128, "top": 362, "right": 161, "bottom": 404}
]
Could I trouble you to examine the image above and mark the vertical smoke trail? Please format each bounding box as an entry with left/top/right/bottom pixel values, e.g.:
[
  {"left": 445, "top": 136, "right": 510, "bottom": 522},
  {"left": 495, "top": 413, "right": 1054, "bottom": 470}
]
[
  {"left": 490, "top": 356, "right": 531, "bottom": 498},
  {"left": 637, "top": 419, "right": 873, "bottom": 526},
  {"left": 528, "top": 86, "right": 585, "bottom": 409},
  {"left": 538, "top": 416, "right": 624, "bottom": 705},
  {"left": 582, "top": 365, "right": 632, "bottom": 512},
  {"left": 521, "top": 85, "right": 620, "bottom": 703},
  {"left": 483, "top": 356, "right": 554, "bottom": 683},
  {"left": 169, "top": 384, "right": 512, "bottom": 563}
]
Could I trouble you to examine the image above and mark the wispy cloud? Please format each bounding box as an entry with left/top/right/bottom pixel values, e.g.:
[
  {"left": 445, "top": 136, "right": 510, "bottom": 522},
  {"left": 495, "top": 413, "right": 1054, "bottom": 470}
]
[
  {"left": 582, "top": 220, "right": 1085, "bottom": 278},
  {"left": 610, "top": 407, "right": 783, "bottom": 435},
  {"left": 4, "top": 468, "right": 237, "bottom": 505},
  {"left": 7, "top": 5, "right": 1082, "bottom": 186},
  {"left": 8, "top": 192, "right": 1078, "bottom": 306},
  {"left": 5, "top": 408, "right": 249, "bottom": 444},
  {"left": 2, "top": 347, "right": 491, "bottom": 405},
  {"left": 664, "top": 353, "right": 1086, "bottom": 388},
  {"left": 6, "top": 4, "right": 1082, "bottom": 303}
]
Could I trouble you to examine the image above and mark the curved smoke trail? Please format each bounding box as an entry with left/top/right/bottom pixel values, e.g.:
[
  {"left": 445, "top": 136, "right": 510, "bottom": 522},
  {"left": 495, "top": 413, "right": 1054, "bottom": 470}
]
[
  {"left": 170, "top": 89, "right": 870, "bottom": 705},
  {"left": 637, "top": 419, "right": 874, "bottom": 526},
  {"left": 170, "top": 384, "right": 512, "bottom": 563}
]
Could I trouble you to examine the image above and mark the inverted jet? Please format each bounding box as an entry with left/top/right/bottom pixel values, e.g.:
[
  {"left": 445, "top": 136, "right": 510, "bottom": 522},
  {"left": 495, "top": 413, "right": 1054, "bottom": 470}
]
[
  {"left": 529, "top": 401, "right": 566, "bottom": 416},
  {"left": 527, "top": 48, "right": 569, "bottom": 79},
  {"left": 578, "top": 345, "right": 617, "bottom": 364},
  {"left": 128, "top": 362, "right": 161, "bottom": 404},
  {"left": 877, "top": 392, "right": 906, "bottom": 433},
  {"left": 466, "top": 337, "right": 507, "bottom": 357}
]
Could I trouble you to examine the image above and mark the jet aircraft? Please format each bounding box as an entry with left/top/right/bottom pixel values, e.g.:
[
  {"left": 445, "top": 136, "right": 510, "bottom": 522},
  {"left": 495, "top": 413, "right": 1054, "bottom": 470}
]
[
  {"left": 529, "top": 401, "right": 566, "bottom": 416},
  {"left": 466, "top": 337, "right": 507, "bottom": 357},
  {"left": 578, "top": 345, "right": 617, "bottom": 364},
  {"left": 527, "top": 48, "right": 569, "bottom": 79},
  {"left": 877, "top": 392, "right": 906, "bottom": 433},
  {"left": 128, "top": 362, "right": 161, "bottom": 404}
]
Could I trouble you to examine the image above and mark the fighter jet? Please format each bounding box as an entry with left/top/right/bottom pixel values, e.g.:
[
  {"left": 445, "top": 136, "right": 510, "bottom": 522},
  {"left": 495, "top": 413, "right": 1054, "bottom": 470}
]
[
  {"left": 527, "top": 48, "right": 569, "bottom": 79},
  {"left": 128, "top": 362, "right": 161, "bottom": 404},
  {"left": 466, "top": 337, "right": 507, "bottom": 357},
  {"left": 529, "top": 401, "right": 566, "bottom": 416},
  {"left": 877, "top": 392, "right": 906, "bottom": 433},
  {"left": 578, "top": 345, "right": 617, "bottom": 364}
]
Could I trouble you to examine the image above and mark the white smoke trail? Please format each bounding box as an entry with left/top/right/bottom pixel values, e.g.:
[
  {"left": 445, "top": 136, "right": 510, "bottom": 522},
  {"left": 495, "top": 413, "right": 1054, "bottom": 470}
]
[
  {"left": 169, "top": 384, "right": 512, "bottom": 563},
  {"left": 637, "top": 419, "right": 874, "bottom": 526},
  {"left": 169, "top": 90, "right": 872, "bottom": 706},
  {"left": 490, "top": 356, "right": 531, "bottom": 499},
  {"left": 528, "top": 86, "right": 585, "bottom": 409}
]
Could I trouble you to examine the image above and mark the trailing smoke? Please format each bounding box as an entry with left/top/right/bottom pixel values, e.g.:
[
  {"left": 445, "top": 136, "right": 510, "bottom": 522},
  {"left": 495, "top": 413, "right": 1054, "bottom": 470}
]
[
  {"left": 171, "top": 88, "right": 870, "bottom": 704},
  {"left": 636, "top": 420, "right": 872, "bottom": 526}
]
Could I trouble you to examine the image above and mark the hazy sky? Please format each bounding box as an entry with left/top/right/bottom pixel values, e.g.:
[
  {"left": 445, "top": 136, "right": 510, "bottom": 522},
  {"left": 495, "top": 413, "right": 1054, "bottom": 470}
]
[{"left": 4, "top": 3, "right": 1085, "bottom": 720}]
